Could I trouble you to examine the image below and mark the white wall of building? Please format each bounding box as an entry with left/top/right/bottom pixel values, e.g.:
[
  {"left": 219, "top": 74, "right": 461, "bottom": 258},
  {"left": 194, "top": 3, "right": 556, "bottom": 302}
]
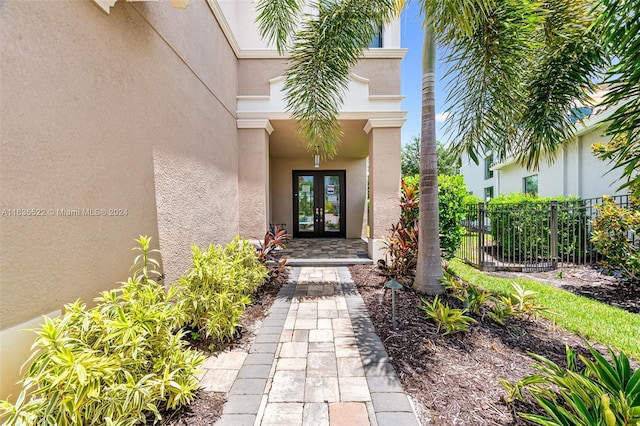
[
  {"left": 217, "top": 0, "right": 402, "bottom": 51},
  {"left": 460, "top": 123, "right": 628, "bottom": 201}
]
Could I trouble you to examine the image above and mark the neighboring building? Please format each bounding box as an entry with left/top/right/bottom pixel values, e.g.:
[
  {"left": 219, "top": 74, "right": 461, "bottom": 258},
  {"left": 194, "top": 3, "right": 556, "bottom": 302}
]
[
  {"left": 0, "top": 0, "right": 406, "bottom": 399},
  {"left": 460, "top": 97, "right": 627, "bottom": 201}
]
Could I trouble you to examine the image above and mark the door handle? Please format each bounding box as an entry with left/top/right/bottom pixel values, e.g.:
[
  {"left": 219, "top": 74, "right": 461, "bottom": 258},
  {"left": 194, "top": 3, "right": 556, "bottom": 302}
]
[{"left": 315, "top": 208, "right": 320, "bottom": 222}]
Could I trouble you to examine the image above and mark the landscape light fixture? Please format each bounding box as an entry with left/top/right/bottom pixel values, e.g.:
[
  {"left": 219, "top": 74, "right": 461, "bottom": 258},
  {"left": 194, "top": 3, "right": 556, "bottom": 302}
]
[{"left": 384, "top": 277, "right": 403, "bottom": 330}]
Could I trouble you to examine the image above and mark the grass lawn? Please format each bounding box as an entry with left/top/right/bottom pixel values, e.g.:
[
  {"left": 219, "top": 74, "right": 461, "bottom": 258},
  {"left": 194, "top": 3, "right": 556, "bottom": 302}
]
[{"left": 449, "top": 259, "right": 640, "bottom": 360}]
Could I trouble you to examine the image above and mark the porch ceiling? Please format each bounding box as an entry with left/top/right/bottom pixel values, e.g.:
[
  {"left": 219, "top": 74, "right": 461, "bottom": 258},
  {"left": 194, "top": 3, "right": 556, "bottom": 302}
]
[{"left": 268, "top": 119, "right": 369, "bottom": 158}]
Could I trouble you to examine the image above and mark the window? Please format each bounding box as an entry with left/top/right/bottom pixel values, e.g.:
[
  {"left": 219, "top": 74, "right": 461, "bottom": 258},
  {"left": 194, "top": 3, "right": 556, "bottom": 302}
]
[
  {"left": 523, "top": 175, "right": 538, "bottom": 195},
  {"left": 369, "top": 26, "right": 383, "bottom": 48},
  {"left": 484, "top": 155, "right": 494, "bottom": 179},
  {"left": 484, "top": 186, "right": 494, "bottom": 201}
]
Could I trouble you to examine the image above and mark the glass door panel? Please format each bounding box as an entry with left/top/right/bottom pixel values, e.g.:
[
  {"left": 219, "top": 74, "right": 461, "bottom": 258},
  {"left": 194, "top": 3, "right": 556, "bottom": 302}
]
[
  {"left": 324, "top": 175, "right": 341, "bottom": 233},
  {"left": 297, "top": 175, "right": 315, "bottom": 233},
  {"left": 293, "top": 170, "right": 345, "bottom": 238}
]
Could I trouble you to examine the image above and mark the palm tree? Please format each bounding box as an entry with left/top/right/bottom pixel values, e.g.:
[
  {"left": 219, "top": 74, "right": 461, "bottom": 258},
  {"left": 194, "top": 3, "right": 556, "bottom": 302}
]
[
  {"left": 256, "top": 0, "right": 607, "bottom": 294},
  {"left": 414, "top": 24, "right": 443, "bottom": 294}
]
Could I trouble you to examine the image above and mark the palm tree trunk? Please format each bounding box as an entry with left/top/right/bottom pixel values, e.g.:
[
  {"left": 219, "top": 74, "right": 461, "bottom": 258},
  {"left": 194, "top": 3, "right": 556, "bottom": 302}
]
[{"left": 414, "top": 23, "right": 444, "bottom": 294}]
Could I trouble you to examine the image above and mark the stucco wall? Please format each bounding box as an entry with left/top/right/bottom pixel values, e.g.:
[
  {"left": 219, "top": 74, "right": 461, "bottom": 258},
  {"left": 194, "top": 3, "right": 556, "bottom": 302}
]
[
  {"left": 460, "top": 153, "right": 494, "bottom": 200},
  {"left": 463, "top": 125, "right": 626, "bottom": 200},
  {"left": 270, "top": 157, "right": 367, "bottom": 239},
  {"left": 0, "top": 0, "right": 239, "bottom": 399},
  {"left": 238, "top": 58, "right": 402, "bottom": 97},
  {"left": 238, "top": 128, "right": 270, "bottom": 239}
]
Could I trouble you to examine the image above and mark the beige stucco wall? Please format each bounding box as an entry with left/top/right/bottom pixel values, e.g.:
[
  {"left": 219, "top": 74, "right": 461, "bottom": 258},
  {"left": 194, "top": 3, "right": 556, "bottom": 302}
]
[
  {"left": 0, "top": 0, "right": 239, "bottom": 400},
  {"left": 270, "top": 157, "right": 367, "bottom": 239},
  {"left": 368, "top": 127, "right": 401, "bottom": 259},
  {"left": 238, "top": 58, "right": 402, "bottom": 96},
  {"left": 238, "top": 128, "right": 271, "bottom": 239}
]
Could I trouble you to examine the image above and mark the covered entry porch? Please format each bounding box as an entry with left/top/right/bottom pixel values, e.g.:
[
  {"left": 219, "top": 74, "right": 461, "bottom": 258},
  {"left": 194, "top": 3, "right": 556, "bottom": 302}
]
[{"left": 237, "top": 74, "right": 405, "bottom": 260}]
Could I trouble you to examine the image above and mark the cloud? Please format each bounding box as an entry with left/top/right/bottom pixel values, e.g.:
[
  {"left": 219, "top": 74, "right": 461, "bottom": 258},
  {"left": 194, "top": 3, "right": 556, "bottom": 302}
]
[{"left": 435, "top": 112, "right": 450, "bottom": 122}]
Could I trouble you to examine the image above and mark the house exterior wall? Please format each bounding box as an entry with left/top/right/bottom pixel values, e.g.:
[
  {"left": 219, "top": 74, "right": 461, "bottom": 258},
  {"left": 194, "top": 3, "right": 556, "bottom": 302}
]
[
  {"left": 0, "top": 0, "right": 239, "bottom": 399},
  {"left": 238, "top": 58, "right": 402, "bottom": 97},
  {"left": 461, "top": 125, "right": 626, "bottom": 200},
  {"left": 270, "top": 157, "right": 368, "bottom": 239}
]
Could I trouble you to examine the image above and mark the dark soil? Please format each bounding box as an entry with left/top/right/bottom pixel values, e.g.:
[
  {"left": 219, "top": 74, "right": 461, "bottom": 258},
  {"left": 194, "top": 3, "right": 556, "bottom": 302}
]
[
  {"left": 156, "top": 264, "right": 289, "bottom": 426},
  {"left": 348, "top": 264, "right": 638, "bottom": 426}
]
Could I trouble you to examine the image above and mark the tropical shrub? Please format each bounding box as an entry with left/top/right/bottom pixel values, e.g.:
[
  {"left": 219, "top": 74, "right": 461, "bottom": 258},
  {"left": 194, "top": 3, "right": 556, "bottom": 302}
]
[
  {"left": 179, "top": 237, "right": 267, "bottom": 342},
  {"left": 389, "top": 174, "right": 469, "bottom": 274},
  {"left": 441, "top": 268, "right": 491, "bottom": 315},
  {"left": 437, "top": 175, "right": 468, "bottom": 259},
  {"left": 257, "top": 228, "right": 290, "bottom": 279},
  {"left": 383, "top": 179, "right": 419, "bottom": 280},
  {"left": 591, "top": 195, "right": 640, "bottom": 282},
  {"left": 502, "top": 345, "right": 640, "bottom": 426},
  {"left": 488, "top": 283, "right": 551, "bottom": 325},
  {"left": 0, "top": 237, "right": 205, "bottom": 426},
  {"left": 420, "top": 295, "right": 476, "bottom": 334},
  {"left": 486, "top": 193, "right": 588, "bottom": 262}
]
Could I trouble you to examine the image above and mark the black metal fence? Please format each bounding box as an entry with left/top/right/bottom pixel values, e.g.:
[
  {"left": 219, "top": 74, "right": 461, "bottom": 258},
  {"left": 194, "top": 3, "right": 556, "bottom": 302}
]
[{"left": 455, "top": 195, "right": 634, "bottom": 272}]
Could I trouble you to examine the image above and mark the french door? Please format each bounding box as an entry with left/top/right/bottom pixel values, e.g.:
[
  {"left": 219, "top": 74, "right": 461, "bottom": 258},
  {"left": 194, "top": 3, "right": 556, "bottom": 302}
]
[{"left": 293, "top": 171, "right": 346, "bottom": 238}]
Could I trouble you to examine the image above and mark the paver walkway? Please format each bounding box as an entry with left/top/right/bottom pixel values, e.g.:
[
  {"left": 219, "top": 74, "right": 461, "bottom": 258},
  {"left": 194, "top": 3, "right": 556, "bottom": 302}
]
[{"left": 209, "top": 266, "right": 420, "bottom": 426}]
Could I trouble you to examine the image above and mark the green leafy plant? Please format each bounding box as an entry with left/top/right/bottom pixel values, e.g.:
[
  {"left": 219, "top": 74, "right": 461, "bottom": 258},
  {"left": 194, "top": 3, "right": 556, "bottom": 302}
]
[
  {"left": 486, "top": 194, "right": 588, "bottom": 262},
  {"left": 403, "top": 174, "right": 470, "bottom": 260},
  {"left": 461, "top": 283, "right": 492, "bottom": 315},
  {"left": 384, "top": 179, "right": 419, "bottom": 279},
  {"left": 0, "top": 237, "right": 204, "bottom": 426},
  {"left": 489, "top": 283, "right": 551, "bottom": 325},
  {"left": 179, "top": 237, "right": 267, "bottom": 342},
  {"left": 591, "top": 195, "right": 640, "bottom": 282},
  {"left": 501, "top": 345, "right": 640, "bottom": 426},
  {"left": 441, "top": 269, "right": 491, "bottom": 315},
  {"left": 420, "top": 295, "right": 476, "bottom": 334}
]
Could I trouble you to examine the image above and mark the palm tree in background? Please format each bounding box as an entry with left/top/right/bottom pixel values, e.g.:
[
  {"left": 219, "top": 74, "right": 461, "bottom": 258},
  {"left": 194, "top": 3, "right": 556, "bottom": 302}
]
[{"left": 256, "top": 0, "right": 614, "bottom": 294}]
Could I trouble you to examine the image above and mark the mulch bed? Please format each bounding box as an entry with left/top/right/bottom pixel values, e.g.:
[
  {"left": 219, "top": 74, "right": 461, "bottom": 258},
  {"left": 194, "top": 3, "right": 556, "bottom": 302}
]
[{"left": 349, "top": 264, "right": 638, "bottom": 426}]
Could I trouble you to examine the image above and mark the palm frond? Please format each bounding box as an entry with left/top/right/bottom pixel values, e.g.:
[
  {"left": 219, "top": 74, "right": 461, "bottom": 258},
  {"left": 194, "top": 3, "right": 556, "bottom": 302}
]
[
  {"left": 255, "top": 0, "right": 306, "bottom": 55},
  {"left": 516, "top": 0, "right": 607, "bottom": 169},
  {"left": 442, "top": 0, "right": 541, "bottom": 163},
  {"left": 597, "top": 0, "right": 640, "bottom": 195},
  {"left": 279, "top": 0, "right": 401, "bottom": 158}
]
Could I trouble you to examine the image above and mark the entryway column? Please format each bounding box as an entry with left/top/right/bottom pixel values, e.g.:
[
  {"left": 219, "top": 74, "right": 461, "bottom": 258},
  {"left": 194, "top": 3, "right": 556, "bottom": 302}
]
[
  {"left": 237, "top": 119, "right": 273, "bottom": 240},
  {"left": 365, "top": 119, "right": 403, "bottom": 261}
]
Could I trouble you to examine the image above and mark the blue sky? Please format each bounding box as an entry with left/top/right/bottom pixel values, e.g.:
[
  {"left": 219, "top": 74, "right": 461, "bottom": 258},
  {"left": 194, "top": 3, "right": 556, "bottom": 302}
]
[{"left": 400, "top": 2, "right": 453, "bottom": 146}]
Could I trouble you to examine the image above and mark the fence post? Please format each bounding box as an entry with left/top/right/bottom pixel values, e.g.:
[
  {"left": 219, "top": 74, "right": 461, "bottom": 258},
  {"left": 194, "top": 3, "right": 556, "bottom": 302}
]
[
  {"left": 550, "top": 201, "right": 558, "bottom": 269},
  {"left": 478, "top": 202, "right": 485, "bottom": 269}
]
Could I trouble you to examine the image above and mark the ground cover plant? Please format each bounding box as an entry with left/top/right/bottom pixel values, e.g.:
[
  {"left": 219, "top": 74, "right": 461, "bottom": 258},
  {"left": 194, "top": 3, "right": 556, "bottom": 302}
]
[{"left": 503, "top": 346, "right": 640, "bottom": 425}]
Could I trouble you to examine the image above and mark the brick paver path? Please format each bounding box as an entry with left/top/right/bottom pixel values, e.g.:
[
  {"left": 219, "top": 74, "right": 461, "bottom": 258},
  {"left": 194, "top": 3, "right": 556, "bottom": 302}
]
[{"left": 212, "top": 266, "right": 420, "bottom": 426}]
